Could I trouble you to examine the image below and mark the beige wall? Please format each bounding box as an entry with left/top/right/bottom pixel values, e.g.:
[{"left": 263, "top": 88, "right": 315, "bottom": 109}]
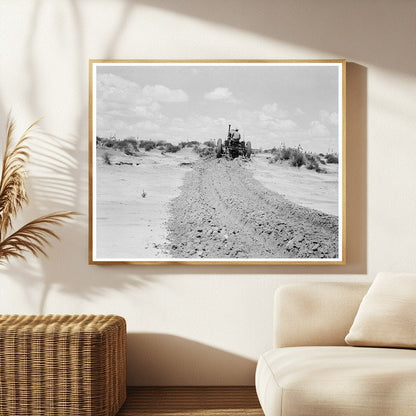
[{"left": 0, "top": 0, "right": 415, "bottom": 385}]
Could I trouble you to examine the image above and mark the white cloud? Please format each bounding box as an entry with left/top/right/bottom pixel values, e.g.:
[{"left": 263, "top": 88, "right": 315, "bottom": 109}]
[
  {"left": 95, "top": 73, "right": 337, "bottom": 153},
  {"left": 319, "top": 110, "right": 338, "bottom": 126},
  {"left": 260, "top": 118, "right": 297, "bottom": 131},
  {"left": 142, "top": 84, "right": 188, "bottom": 102},
  {"left": 309, "top": 120, "right": 330, "bottom": 137},
  {"left": 171, "top": 117, "right": 186, "bottom": 127},
  {"left": 97, "top": 74, "right": 145, "bottom": 111},
  {"left": 261, "top": 103, "right": 290, "bottom": 119},
  {"left": 205, "top": 87, "right": 231, "bottom": 100},
  {"left": 132, "top": 120, "right": 160, "bottom": 131},
  {"left": 252, "top": 104, "right": 297, "bottom": 134},
  {"left": 96, "top": 73, "right": 188, "bottom": 137},
  {"left": 204, "top": 87, "right": 239, "bottom": 103},
  {"left": 133, "top": 102, "right": 161, "bottom": 118},
  {"left": 97, "top": 73, "right": 138, "bottom": 91}
]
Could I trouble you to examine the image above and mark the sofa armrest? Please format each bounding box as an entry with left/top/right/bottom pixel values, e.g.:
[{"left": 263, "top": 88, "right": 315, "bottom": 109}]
[{"left": 274, "top": 282, "right": 370, "bottom": 348}]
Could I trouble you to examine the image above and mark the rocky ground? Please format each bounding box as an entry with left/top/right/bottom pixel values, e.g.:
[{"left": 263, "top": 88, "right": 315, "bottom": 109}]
[{"left": 166, "top": 157, "right": 339, "bottom": 259}]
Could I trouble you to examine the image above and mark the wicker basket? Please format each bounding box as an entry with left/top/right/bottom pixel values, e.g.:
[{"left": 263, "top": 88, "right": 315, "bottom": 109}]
[{"left": 0, "top": 314, "right": 126, "bottom": 416}]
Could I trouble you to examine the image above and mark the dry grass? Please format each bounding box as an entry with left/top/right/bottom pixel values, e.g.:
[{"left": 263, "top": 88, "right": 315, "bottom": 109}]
[
  {"left": 267, "top": 144, "right": 336, "bottom": 173},
  {"left": 0, "top": 115, "right": 78, "bottom": 264}
]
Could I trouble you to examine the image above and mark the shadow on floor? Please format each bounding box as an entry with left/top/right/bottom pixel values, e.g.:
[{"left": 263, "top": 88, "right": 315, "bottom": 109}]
[{"left": 127, "top": 333, "right": 257, "bottom": 386}]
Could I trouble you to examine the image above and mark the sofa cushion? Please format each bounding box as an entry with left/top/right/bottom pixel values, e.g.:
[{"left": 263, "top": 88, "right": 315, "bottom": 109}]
[
  {"left": 345, "top": 272, "right": 416, "bottom": 348},
  {"left": 256, "top": 346, "right": 416, "bottom": 416}
]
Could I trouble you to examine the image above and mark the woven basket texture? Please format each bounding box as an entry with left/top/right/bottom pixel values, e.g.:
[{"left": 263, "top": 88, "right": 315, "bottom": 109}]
[{"left": 0, "top": 314, "right": 126, "bottom": 416}]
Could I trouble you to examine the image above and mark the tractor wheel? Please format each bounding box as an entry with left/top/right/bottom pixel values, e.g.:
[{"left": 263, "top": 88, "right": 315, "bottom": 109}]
[
  {"left": 246, "top": 141, "right": 252, "bottom": 159},
  {"left": 216, "top": 139, "right": 223, "bottom": 158}
]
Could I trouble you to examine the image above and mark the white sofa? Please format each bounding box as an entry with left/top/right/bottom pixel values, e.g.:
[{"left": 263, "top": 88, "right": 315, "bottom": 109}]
[{"left": 255, "top": 282, "right": 416, "bottom": 416}]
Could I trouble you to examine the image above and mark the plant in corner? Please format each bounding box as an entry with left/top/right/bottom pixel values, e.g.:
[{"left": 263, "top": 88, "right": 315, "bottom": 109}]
[{"left": 0, "top": 116, "right": 78, "bottom": 264}]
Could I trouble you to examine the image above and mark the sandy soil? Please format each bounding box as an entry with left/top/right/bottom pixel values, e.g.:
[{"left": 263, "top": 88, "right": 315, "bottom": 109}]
[
  {"left": 95, "top": 147, "right": 198, "bottom": 259},
  {"left": 95, "top": 148, "right": 339, "bottom": 260},
  {"left": 167, "top": 158, "right": 338, "bottom": 259},
  {"left": 247, "top": 153, "right": 339, "bottom": 216}
]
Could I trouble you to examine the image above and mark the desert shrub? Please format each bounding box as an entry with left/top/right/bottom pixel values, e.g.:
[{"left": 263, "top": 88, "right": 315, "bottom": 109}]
[
  {"left": 122, "top": 142, "right": 136, "bottom": 155},
  {"left": 138, "top": 140, "right": 156, "bottom": 151},
  {"left": 111, "top": 139, "right": 140, "bottom": 155},
  {"left": 305, "top": 154, "right": 327, "bottom": 173},
  {"left": 138, "top": 140, "right": 157, "bottom": 151},
  {"left": 203, "top": 140, "right": 215, "bottom": 148},
  {"left": 325, "top": 153, "right": 339, "bottom": 164},
  {"left": 104, "top": 139, "right": 116, "bottom": 148},
  {"left": 119, "top": 138, "right": 139, "bottom": 151},
  {"left": 269, "top": 154, "right": 280, "bottom": 164},
  {"left": 305, "top": 156, "right": 319, "bottom": 170},
  {"left": 269, "top": 144, "right": 328, "bottom": 172},
  {"left": 179, "top": 140, "right": 200, "bottom": 148},
  {"left": 103, "top": 152, "right": 111, "bottom": 165},
  {"left": 305, "top": 154, "right": 319, "bottom": 170},
  {"left": 269, "top": 145, "right": 295, "bottom": 162},
  {"left": 200, "top": 148, "right": 215, "bottom": 158},
  {"left": 144, "top": 143, "right": 155, "bottom": 151},
  {"left": 98, "top": 138, "right": 142, "bottom": 155},
  {"left": 279, "top": 146, "right": 292, "bottom": 160},
  {"left": 164, "top": 143, "right": 180, "bottom": 153},
  {"left": 194, "top": 145, "right": 215, "bottom": 158},
  {"left": 290, "top": 147, "right": 305, "bottom": 167}
]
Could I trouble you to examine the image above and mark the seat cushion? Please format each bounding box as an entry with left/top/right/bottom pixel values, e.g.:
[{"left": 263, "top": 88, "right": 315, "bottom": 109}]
[{"left": 256, "top": 346, "right": 416, "bottom": 416}]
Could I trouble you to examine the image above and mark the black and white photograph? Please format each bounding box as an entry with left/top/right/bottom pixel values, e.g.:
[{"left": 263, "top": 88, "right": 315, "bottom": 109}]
[{"left": 89, "top": 60, "right": 345, "bottom": 264}]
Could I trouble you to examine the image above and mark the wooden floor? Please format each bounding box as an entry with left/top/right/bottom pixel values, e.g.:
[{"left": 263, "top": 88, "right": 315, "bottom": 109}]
[{"left": 117, "top": 386, "right": 264, "bottom": 416}]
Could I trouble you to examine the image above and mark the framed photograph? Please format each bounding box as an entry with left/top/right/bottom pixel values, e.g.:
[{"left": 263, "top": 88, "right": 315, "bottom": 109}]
[{"left": 89, "top": 59, "right": 345, "bottom": 265}]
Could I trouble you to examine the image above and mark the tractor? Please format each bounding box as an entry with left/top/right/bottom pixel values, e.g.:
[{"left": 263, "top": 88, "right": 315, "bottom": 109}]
[{"left": 216, "top": 125, "right": 252, "bottom": 159}]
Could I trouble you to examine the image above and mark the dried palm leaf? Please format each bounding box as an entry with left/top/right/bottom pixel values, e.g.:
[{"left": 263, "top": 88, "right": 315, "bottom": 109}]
[
  {"left": 0, "top": 115, "right": 79, "bottom": 264},
  {"left": 0, "top": 116, "right": 38, "bottom": 239},
  {"left": 0, "top": 212, "right": 78, "bottom": 264}
]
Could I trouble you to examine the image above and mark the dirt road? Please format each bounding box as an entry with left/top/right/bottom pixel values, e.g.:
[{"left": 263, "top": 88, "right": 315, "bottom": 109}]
[{"left": 167, "top": 158, "right": 339, "bottom": 259}]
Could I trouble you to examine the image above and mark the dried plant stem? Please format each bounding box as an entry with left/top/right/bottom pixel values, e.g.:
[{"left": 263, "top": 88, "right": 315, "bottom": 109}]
[{"left": 0, "top": 115, "right": 78, "bottom": 264}]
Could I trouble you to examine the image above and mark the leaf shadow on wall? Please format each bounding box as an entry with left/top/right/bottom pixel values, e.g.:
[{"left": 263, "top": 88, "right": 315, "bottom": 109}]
[
  {"left": 0, "top": 128, "right": 153, "bottom": 314},
  {"left": 0, "top": 0, "right": 369, "bottom": 307},
  {"left": 126, "top": 333, "right": 257, "bottom": 386},
  {"left": 134, "top": 0, "right": 413, "bottom": 76},
  {"left": 0, "top": 0, "right": 158, "bottom": 313},
  {"left": 96, "top": 0, "right": 370, "bottom": 275}
]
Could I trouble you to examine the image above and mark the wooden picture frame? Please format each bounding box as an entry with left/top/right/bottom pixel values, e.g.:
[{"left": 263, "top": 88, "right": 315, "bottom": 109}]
[{"left": 89, "top": 59, "right": 346, "bottom": 265}]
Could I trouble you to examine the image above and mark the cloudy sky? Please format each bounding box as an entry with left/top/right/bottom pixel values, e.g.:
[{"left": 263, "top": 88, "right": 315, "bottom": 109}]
[{"left": 94, "top": 63, "right": 341, "bottom": 153}]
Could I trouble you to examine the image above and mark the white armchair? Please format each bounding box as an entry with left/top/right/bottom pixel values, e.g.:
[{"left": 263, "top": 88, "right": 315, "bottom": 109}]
[{"left": 255, "top": 282, "right": 416, "bottom": 416}]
